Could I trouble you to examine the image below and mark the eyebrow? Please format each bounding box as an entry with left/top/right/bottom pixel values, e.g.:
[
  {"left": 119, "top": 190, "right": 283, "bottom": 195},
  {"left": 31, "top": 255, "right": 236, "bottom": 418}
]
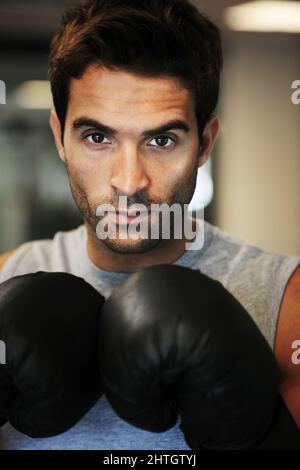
[{"left": 72, "top": 117, "right": 190, "bottom": 138}]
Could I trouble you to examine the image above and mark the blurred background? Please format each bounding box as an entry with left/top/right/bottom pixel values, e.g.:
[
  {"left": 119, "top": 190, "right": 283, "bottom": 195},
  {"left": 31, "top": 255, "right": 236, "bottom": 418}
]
[{"left": 0, "top": 0, "right": 299, "bottom": 256}]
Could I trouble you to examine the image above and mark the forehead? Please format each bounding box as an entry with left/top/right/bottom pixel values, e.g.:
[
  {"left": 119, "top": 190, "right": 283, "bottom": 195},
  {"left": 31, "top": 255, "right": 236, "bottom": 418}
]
[{"left": 67, "top": 64, "right": 195, "bottom": 124}]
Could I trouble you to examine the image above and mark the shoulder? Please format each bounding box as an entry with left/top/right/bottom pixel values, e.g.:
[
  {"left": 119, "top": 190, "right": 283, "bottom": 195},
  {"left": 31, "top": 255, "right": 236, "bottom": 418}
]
[
  {"left": 203, "top": 221, "right": 270, "bottom": 271},
  {"left": 201, "top": 221, "right": 300, "bottom": 347},
  {"left": 203, "top": 221, "right": 299, "bottom": 285},
  {"left": 0, "top": 225, "right": 85, "bottom": 282}
]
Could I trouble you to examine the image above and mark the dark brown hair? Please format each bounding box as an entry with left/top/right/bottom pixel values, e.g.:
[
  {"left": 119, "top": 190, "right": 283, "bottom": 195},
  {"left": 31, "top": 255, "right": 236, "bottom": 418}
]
[{"left": 48, "top": 0, "right": 223, "bottom": 140}]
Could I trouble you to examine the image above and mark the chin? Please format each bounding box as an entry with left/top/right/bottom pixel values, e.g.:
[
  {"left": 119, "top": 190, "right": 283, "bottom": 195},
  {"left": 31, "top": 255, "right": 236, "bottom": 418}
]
[{"left": 102, "top": 236, "right": 160, "bottom": 255}]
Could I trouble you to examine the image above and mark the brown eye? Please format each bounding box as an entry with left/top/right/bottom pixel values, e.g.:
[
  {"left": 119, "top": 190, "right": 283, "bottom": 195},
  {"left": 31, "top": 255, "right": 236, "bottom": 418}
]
[
  {"left": 86, "top": 133, "right": 109, "bottom": 144},
  {"left": 149, "top": 136, "right": 174, "bottom": 148}
]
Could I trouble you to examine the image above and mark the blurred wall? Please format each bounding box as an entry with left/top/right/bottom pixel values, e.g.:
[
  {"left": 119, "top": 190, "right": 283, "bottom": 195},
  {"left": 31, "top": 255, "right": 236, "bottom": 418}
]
[{"left": 215, "top": 34, "right": 300, "bottom": 256}]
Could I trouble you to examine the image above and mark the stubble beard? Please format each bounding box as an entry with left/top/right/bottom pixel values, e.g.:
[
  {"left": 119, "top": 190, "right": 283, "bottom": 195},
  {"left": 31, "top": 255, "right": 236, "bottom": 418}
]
[{"left": 66, "top": 162, "right": 198, "bottom": 255}]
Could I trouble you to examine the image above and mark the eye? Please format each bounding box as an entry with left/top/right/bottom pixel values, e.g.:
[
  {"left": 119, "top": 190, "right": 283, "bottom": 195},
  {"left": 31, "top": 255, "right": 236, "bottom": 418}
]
[
  {"left": 85, "top": 133, "right": 110, "bottom": 145},
  {"left": 148, "top": 135, "right": 175, "bottom": 149}
]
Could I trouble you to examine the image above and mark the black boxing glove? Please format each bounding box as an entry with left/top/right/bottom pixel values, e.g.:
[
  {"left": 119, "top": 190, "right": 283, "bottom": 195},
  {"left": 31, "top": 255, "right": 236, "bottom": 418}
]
[
  {"left": 98, "top": 264, "right": 300, "bottom": 450},
  {"left": 0, "top": 271, "right": 105, "bottom": 437}
]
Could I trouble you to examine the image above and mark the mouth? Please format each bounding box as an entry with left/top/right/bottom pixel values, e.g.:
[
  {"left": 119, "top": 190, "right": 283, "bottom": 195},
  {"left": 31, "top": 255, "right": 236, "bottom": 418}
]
[{"left": 107, "top": 211, "right": 149, "bottom": 224}]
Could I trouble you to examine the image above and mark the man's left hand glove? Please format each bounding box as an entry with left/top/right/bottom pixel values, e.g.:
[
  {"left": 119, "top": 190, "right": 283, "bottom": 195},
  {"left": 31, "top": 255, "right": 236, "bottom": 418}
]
[{"left": 98, "top": 264, "right": 300, "bottom": 450}]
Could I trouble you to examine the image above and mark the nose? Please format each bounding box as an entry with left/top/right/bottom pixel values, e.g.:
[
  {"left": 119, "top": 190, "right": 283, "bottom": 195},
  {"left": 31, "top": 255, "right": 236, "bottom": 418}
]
[{"left": 110, "top": 144, "right": 150, "bottom": 196}]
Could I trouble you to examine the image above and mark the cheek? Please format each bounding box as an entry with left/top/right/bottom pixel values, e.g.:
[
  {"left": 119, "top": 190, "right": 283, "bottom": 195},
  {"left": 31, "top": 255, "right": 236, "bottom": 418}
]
[
  {"left": 78, "top": 166, "right": 111, "bottom": 201},
  {"left": 65, "top": 140, "right": 111, "bottom": 193},
  {"left": 151, "top": 151, "right": 196, "bottom": 193}
]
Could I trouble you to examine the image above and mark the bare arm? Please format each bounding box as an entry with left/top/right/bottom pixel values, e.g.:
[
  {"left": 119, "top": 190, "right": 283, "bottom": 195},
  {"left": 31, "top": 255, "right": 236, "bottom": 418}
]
[{"left": 274, "top": 264, "right": 300, "bottom": 427}]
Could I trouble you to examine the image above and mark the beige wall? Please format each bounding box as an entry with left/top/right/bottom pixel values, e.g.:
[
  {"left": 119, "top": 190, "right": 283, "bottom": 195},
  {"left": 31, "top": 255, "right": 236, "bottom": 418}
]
[{"left": 215, "top": 35, "right": 300, "bottom": 256}]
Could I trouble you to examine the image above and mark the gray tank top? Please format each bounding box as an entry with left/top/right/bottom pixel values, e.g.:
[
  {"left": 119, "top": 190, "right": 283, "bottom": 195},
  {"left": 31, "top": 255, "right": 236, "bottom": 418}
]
[{"left": 0, "top": 219, "right": 299, "bottom": 450}]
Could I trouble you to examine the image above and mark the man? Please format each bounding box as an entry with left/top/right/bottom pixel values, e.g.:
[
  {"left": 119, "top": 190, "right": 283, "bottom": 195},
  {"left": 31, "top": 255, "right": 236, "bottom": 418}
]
[{"left": 0, "top": 0, "right": 299, "bottom": 450}]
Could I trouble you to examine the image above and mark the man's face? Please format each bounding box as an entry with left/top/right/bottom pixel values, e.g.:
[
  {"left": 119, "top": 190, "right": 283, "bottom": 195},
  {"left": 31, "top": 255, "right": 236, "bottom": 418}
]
[{"left": 61, "top": 65, "right": 202, "bottom": 254}]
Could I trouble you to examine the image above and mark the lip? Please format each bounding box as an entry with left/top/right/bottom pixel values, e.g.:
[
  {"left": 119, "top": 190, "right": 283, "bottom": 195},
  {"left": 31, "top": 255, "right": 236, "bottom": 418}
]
[{"left": 107, "top": 211, "right": 149, "bottom": 224}]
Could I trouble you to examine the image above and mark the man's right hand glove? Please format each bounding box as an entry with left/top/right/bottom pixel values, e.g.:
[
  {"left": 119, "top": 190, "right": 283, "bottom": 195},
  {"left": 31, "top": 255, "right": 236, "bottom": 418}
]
[{"left": 0, "top": 271, "right": 105, "bottom": 437}]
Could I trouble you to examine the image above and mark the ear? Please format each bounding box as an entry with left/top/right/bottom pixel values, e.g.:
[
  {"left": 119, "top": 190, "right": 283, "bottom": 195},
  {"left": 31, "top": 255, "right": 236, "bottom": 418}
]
[
  {"left": 49, "top": 108, "right": 65, "bottom": 162},
  {"left": 197, "top": 114, "right": 221, "bottom": 167}
]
